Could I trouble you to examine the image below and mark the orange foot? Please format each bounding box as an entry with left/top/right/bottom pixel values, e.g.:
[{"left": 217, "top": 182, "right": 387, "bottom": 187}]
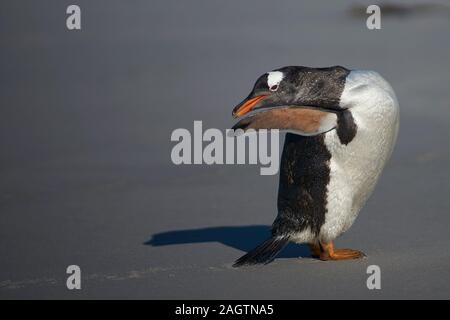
[{"left": 309, "top": 242, "right": 365, "bottom": 261}]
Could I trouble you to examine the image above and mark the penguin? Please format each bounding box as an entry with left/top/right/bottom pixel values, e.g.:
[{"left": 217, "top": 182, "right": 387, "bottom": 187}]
[{"left": 231, "top": 66, "right": 399, "bottom": 266}]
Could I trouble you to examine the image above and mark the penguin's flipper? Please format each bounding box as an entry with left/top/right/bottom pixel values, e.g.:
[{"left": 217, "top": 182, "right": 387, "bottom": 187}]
[{"left": 233, "top": 236, "right": 290, "bottom": 267}]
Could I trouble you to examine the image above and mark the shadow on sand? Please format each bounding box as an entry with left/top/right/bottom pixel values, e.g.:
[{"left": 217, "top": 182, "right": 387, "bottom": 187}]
[{"left": 145, "top": 225, "right": 311, "bottom": 258}]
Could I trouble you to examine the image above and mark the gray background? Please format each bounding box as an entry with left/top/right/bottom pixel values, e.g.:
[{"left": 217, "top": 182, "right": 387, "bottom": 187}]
[{"left": 1, "top": 0, "right": 450, "bottom": 299}]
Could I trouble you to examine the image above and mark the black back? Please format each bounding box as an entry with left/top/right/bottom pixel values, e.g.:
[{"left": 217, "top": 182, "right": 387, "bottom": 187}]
[{"left": 273, "top": 133, "right": 331, "bottom": 237}]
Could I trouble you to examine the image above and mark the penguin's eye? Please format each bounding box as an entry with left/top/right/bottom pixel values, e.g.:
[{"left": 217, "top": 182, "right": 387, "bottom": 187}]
[{"left": 267, "top": 71, "right": 284, "bottom": 93}]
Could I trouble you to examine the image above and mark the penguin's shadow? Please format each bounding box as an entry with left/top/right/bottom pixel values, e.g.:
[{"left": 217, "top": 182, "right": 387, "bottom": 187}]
[{"left": 145, "top": 225, "right": 311, "bottom": 258}]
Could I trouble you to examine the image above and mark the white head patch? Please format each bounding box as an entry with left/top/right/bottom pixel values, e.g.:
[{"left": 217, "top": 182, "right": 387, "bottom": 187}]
[{"left": 267, "top": 71, "right": 284, "bottom": 90}]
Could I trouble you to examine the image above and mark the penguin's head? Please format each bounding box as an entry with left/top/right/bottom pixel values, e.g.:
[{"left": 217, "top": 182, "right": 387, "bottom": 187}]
[
  {"left": 232, "top": 66, "right": 349, "bottom": 118},
  {"left": 231, "top": 66, "right": 398, "bottom": 142},
  {"left": 231, "top": 66, "right": 353, "bottom": 136}
]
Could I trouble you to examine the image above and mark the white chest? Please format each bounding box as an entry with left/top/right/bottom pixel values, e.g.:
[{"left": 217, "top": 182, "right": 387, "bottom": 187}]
[{"left": 319, "top": 70, "right": 400, "bottom": 242}]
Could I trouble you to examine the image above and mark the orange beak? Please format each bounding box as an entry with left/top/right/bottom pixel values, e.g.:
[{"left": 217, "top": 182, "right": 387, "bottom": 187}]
[{"left": 232, "top": 95, "right": 268, "bottom": 118}]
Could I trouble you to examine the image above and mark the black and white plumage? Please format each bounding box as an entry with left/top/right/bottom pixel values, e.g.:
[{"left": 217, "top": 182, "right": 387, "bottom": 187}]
[{"left": 231, "top": 66, "right": 399, "bottom": 266}]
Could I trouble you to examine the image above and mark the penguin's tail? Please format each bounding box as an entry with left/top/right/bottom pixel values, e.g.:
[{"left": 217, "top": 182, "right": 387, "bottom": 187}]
[{"left": 233, "top": 235, "right": 290, "bottom": 267}]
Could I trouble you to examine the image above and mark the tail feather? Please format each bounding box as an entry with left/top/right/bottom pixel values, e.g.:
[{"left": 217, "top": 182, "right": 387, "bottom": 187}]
[{"left": 233, "top": 236, "right": 290, "bottom": 267}]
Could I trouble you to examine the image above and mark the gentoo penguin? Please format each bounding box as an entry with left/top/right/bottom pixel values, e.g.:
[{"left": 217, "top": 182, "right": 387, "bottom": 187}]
[{"left": 231, "top": 66, "right": 399, "bottom": 266}]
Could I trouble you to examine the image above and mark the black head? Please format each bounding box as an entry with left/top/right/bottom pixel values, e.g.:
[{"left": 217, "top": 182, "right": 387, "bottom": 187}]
[{"left": 232, "top": 66, "right": 350, "bottom": 118}]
